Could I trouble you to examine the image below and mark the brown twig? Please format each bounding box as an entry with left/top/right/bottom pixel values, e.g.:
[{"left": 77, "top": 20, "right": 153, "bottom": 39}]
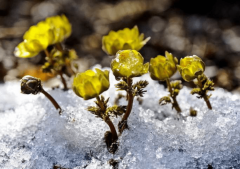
[{"left": 41, "top": 88, "right": 62, "bottom": 115}]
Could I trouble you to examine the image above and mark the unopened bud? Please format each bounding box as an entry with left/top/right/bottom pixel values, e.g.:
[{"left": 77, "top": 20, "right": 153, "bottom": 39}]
[{"left": 20, "top": 75, "right": 42, "bottom": 94}]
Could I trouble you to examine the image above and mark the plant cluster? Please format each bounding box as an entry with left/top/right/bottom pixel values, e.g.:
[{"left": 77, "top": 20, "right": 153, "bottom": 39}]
[
  {"left": 15, "top": 15, "right": 77, "bottom": 90},
  {"left": 17, "top": 16, "right": 215, "bottom": 156}
]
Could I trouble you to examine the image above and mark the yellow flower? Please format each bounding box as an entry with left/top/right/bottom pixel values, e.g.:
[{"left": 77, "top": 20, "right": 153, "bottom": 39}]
[
  {"left": 73, "top": 68, "right": 110, "bottom": 100},
  {"left": 177, "top": 55, "right": 205, "bottom": 82},
  {"left": 102, "top": 26, "right": 150, "bottom": 55},
  {"left": 14, "top": 41, "right": 41, "bottom": 58},
  {"left": 14, "top": 15, "right": 71, "bottom": 58},
  {"left": 111, "top": 50, "right": 149, "bottom": 78},
  {"left": 45, "top": 15, "right": 71, "bottom": 43},
  {"left": 149, "top": 51, "right": 178, "bottom": 81}
]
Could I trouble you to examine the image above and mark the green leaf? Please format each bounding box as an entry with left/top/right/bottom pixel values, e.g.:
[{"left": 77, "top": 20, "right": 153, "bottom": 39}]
[
  {"left": 115, "top": 81, "right": 128, "bottom": 91},
  {"left": 133, "top": 88, "right": 147, "bottom": 97},
  {"left": 107, "top": 105, "right": 127, "bottom": 117},
  {"left": 203, "top": 79, "right": 214, "bottom": 91},
  {"left": 159, "top": 96, "right": 172, "bottom": 105},
  {"left": 191, "top": 88, "right": 201, "bottom": 95},
  {"left": 87, "top": 106, "right": 103, "bottom": 118},
  {"left": 133, "top": 80, "right": 149, "bottom": 89},
  {"left": 170, "top": 80, "right": 182, "bottom": 89}
]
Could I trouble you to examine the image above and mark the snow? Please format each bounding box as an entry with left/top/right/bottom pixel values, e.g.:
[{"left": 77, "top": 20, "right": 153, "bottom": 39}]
[{"left": 1, "top": 66, "right": 240, "bottom": 169}]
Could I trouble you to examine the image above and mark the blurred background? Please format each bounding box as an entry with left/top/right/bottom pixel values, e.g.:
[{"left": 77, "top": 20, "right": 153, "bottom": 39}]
[{"left": 1, "top": 0, "right": 240, "bottom": 92}]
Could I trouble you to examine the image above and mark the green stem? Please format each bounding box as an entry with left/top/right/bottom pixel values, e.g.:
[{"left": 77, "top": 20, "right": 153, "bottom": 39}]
[
  {"left": 122, "top": 78, "right": 134, "bottom": 121},
  {"left": 166, "top": 78, "right": 181, "bottom": 113},
  {"left": 96, "top": 96, "right": 118, "bottom": 142},
  {"left": 41, "top": 89, "right": 62, "bottom": 115},
  {"left": 197, "top": 76, "right": 212, "bottom": 110}
]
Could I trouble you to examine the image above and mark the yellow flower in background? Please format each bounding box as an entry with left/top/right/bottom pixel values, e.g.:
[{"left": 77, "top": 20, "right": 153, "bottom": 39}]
[
  {"left": 23, "top": 21, "right": 55, "bottom": 49},
  {"left": 73, "top": 68, "right": 110, "bottom": 100},
  {"left": 102, "top": 26, "right": 150, "bottom": 55},
  {"left": 14, "top": 15, "right": 72, "bottom": 58},
  {"left": 177, "top": 55, "right": 205, "bottom": 82},
  {"left": 14, "top": 41, "right": 41, "bottom": 58},
  {"left": 111, "top": 50, "right": 149, "bottom": 78},
  {"left": 45, "top": 15, "right": 71, "bottom": 43},
  {"left": 149, "top": 51, "right": 178, "bottom": 81}
]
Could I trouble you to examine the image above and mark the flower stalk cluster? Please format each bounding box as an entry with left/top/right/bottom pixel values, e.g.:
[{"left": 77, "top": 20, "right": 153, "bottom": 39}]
[
  {"left": 192, "top": 74, "right": 214, "bottom": 109},
  {"left": 115, "top": 77, "right": 149, "bottom": 133},
  {"left": 149, "top": 51, "right": 182, "bottom": 113},
  {"left": 178, "top": 55, "right": 214, "bottom": 109},
  {"left": 15, "top": 15, "right": 77, "bottom": 90},
  {"left": 111, "top": 50, "right": 149, "bottom": 133},
  {"left": 160, "top": 79, "right": 182, "bottom": 113}
]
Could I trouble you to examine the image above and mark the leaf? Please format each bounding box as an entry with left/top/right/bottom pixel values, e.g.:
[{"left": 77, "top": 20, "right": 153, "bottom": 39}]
[
  {"left": 203, "top": 80, "right": 214, "bottom": 91},
  {"left": 170, "top": 80, "right": 182, "bottom": 89},
  {"left": 172, "top": 89, "right": 180, "bottom": 96},
  {"left": 133, "top": 80, "right": 149, "bottom": 89},
  {"left": 159, "top": 96, "right": 172, "bottom": 105},
  {"left": 87, "top": 106, "right": 102, "bottom": 118},
  {"left": 133, "top": 88, "right": 147, "bottom": 97},
  {"left": 104, "top": 97, "right": 110, "bottom": 105},
  {"left": 107, "top": 105, "right": 127, "bottom": 117},
  {"left": 115, "top": 81, "right": 128, "bottom": 91},
  {"left": 191, "top": 88, "right": 201, "bottom": 95}
]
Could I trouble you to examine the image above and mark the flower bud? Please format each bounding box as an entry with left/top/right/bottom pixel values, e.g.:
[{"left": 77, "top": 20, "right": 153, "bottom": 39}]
[
  {"left": 177, "top": 55, "right": 205, "bottom": 82},
  {"left": 102, "top": 26, "right": 150, "bottom": 55},
  {"left": 149, "top": 51, "right": 178, "bottom": 81},
  {"left": 20, "top": 75, "right": 42, "bottom": 95},
  {"left": 73, "top": 68, "right": 110, "bottom": 100},
  {"left": 111, "top": 50, "right": 149, "bottom": 78}
]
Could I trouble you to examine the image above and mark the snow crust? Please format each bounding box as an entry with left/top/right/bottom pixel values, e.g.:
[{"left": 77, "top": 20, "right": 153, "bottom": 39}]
[{"left": 1, "top": 66, "right": 240, "bottom": 169}]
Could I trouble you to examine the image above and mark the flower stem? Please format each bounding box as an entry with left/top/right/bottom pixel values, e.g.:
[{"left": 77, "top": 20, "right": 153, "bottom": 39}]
[
  {"left": 166, "top": 78, "right": 181, "bottom": 113},
  {"left": 105, "top": 117, "right": 118, "bottom": 142},
  {"left": 41, "top": 88, "right": 62, "bottom": 115},
  {"left": 203, "top": 95, "right": 212, "bottom": 110},
  {"left": 197, "top": 76, "right": 212, "bottom": 110},
  {"left": 44, "top": 49, "right": 50, "bottom": 58},
  {"left": 122, "top": 78, "right": 134, "bottom": 121},
  {"left": 59, "top": 71, "right": 68, "bottom": 91},
  {"left": 96, "top": 96, "right": 118, "bottom": 142},
  {"left": 55, "top": 43, "right": 64, "bottom": 52},
  {"left": 118, "top": 78, "right": 134, "bottom": 134}
]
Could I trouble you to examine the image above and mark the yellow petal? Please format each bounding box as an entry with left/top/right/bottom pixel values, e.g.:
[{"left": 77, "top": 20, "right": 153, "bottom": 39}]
[
  {"left": 72, "top": 68, "right": 110, "bottom": 100},
  {"left": 102, "top": 26, "right": 150, "bottom": 55},
  {"left": 178, "top": 55, "right": 205, "bottom": 82},
  {"left": 14, "top": 41, "right": 39, "bottom": 58},
  {"left": 149, "top": 52, "right": 177, "bottom": 81},
  {"left": 111, "top": 50, "right": 148, "bottom": 78}
]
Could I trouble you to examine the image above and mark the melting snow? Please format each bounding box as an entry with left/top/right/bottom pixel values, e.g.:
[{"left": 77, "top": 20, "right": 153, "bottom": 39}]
[{"left": 1, "top": 67, "right": 240, "bottom": 169}]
